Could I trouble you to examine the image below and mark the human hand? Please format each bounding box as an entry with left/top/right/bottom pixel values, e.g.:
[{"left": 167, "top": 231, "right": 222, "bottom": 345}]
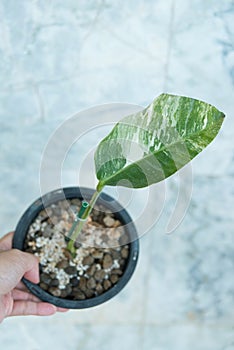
[{"left": 0, "top": 232, "right": 68, "bottom": 323}]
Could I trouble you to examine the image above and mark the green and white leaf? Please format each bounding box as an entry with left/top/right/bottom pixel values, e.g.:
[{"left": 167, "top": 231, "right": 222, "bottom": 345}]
[{"left": 95, "top": 93, "right": 225, "bottom": 190}]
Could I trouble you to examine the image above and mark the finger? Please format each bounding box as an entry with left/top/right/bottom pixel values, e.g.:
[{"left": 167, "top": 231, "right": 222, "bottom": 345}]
[
  {"left": 12, "top": 289, "right": 40, "bottom": 302},
  {"left": 0, "top": 232, "right": 14, "bottom": 250},
  {"left": 21, "top": 252, "right": 40, "bottom": 284},
  {"left": 12, "top": 289, "right": 69, "bottom": 312},
  {"left": 13, "top": 289, "right": 69, "bottom": 311},
  {"left": 10, "top": 301, "right": 57, "bottom": 317},
  {"left": 57, "top": 307, "right": 69, "bottom": 312},
  {"left": 0, "top": 250, "right": 39, "bottom": 294},
  {"left": 15, "top": 281, "right": 28, "bottom": 292},
  {"left": 12, "top": 249, "right": 40, "bottom": 284},
  {"left": 0, "top": 233, "right": 39, "bottom": 284},
  {"left": 13, "top": 289, "right": 69, "bottom": 313}
]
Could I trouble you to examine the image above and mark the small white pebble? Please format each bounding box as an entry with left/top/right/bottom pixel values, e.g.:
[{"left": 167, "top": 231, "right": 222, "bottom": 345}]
[
  {"left": 96, "top": 264, "right": 101, "bottom": 270},
  {"left": 113, "top": 260, "right": 120, "bottom": 268}
]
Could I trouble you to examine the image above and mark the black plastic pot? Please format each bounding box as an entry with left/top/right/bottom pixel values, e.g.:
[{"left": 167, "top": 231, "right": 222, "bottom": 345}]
[{"left": 13, "top": 187, "right": 139, "bottom": 309}]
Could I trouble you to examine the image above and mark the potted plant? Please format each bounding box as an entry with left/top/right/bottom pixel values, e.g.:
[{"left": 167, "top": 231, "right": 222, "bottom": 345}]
[{"left": 13, "top": 93, "right": 224, "bottom": 309}]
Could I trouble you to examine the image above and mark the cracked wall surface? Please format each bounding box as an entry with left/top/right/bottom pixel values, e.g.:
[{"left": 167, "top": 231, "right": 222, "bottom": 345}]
[{"left": 0, "top": 1, "right": 233, "bottom": 349}]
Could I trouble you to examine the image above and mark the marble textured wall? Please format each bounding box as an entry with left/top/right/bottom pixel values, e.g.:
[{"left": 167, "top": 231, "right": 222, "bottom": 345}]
[{"left": 0, "top": 1, "right": 233, "bottom": 349}]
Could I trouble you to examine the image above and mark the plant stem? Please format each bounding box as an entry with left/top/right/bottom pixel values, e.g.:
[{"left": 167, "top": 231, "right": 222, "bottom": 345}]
[{"left": 66, "top": 186, "right": 103, "bottom": 254}]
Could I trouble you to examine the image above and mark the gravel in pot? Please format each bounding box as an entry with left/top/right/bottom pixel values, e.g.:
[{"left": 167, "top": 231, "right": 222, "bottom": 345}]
[{"left": 13, "top": 187, "right": 139, "bottom": 309}]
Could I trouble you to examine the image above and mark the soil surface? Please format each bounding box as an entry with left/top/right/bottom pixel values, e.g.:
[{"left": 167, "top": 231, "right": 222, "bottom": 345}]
[{"left": 24, "top": 198, "right": 129, "bottom": 300}]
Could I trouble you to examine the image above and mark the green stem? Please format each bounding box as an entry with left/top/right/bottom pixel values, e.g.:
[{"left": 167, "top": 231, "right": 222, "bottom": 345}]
[{"left": 66, "top": 184, "right": 104, "bottom": 254}]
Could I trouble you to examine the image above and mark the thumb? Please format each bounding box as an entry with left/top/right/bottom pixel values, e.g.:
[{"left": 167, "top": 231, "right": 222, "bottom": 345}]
[
  {"left": 0, "top": 249, "right": 39, "bottom": 295},
  {"left": 0, "top": 232, "right": 14, "bottom": 251},
  {"left": 19, "top": 250, "right": 40, "bottom": 284}
]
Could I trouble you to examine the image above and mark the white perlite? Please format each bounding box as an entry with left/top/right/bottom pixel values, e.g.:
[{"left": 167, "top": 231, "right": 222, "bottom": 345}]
[{"left": 35, "top": 230, "right": 66, "bottom": 266}]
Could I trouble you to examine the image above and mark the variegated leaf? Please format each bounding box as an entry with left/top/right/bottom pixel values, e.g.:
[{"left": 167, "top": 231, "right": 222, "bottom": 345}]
[{"left": 95, "top": 93, "right": 225, "bottom": 190}]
